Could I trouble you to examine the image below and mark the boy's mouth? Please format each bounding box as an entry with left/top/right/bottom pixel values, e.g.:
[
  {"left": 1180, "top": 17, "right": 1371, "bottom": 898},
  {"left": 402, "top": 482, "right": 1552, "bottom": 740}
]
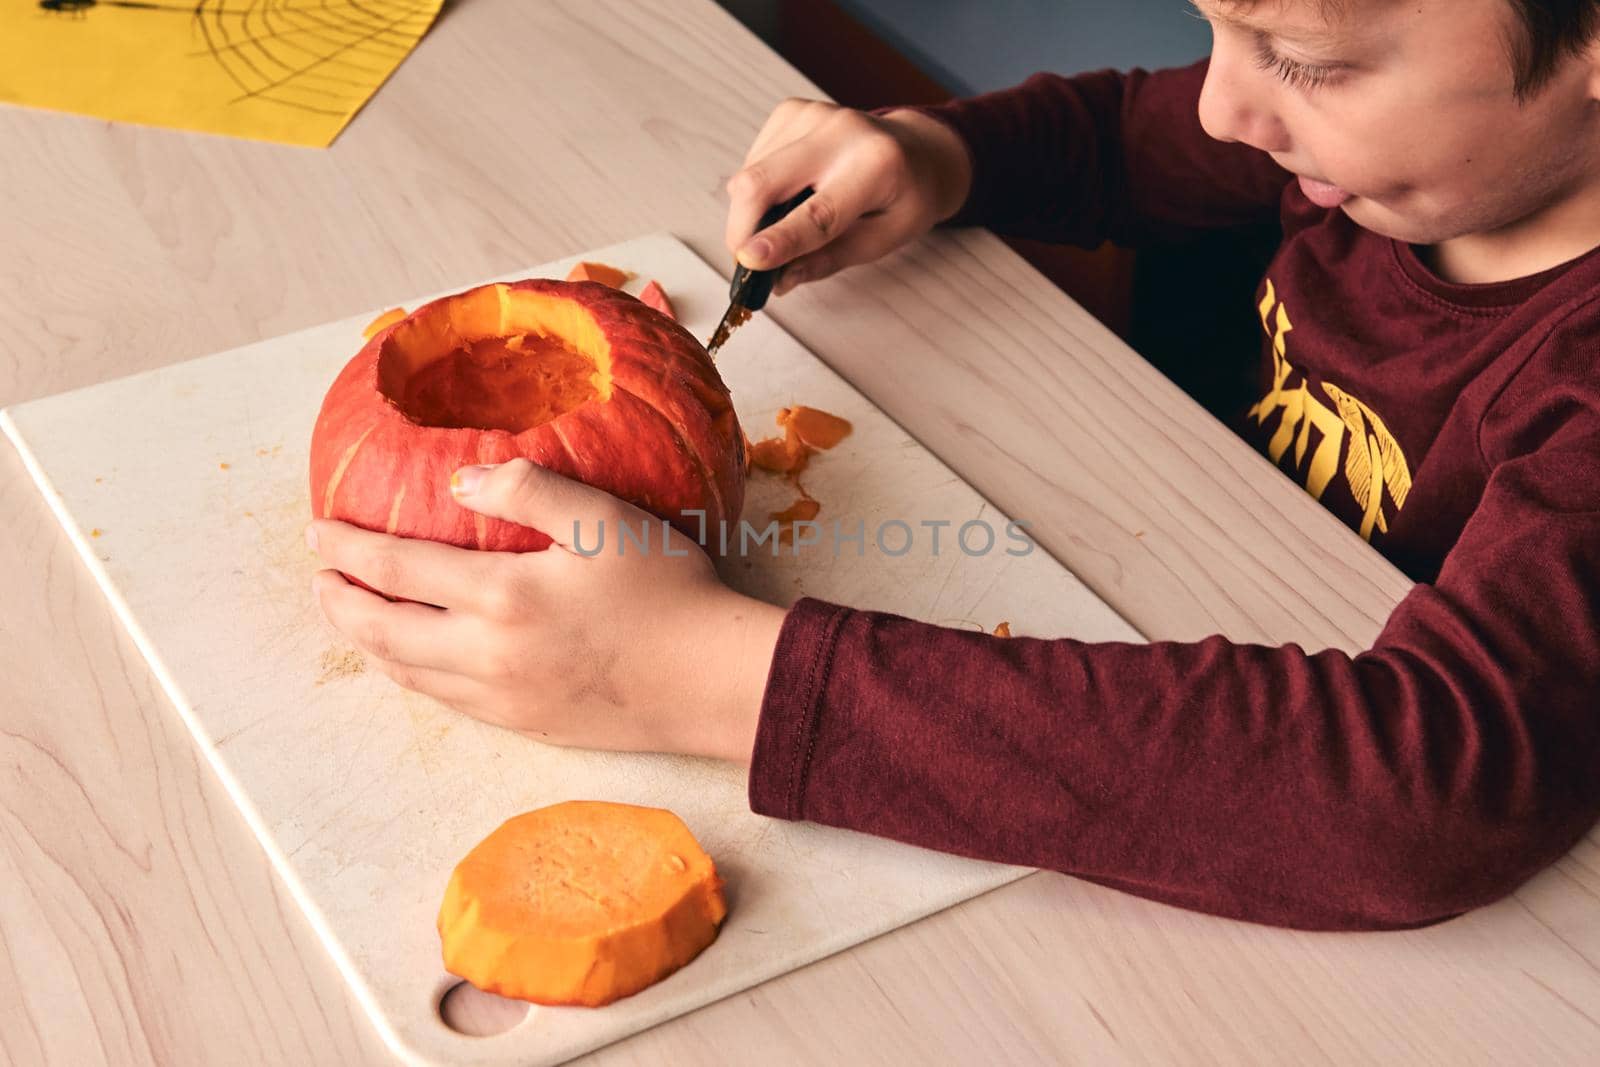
[{"left": 1298, "top": 174, "right": 1353, "bottom": 209}]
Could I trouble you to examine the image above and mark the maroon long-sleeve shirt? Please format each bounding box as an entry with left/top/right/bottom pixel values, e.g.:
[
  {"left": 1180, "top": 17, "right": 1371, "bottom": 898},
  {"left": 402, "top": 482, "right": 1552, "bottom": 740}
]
[{"left": 746, "top": 62, "right": 1600, "bottom": 930}]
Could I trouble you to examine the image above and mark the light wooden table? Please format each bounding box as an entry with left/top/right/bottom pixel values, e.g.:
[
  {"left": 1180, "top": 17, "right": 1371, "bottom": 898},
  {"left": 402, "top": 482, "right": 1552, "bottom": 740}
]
[{"left": 2, "top": 1, "right": 1596, "bottom": 1064}]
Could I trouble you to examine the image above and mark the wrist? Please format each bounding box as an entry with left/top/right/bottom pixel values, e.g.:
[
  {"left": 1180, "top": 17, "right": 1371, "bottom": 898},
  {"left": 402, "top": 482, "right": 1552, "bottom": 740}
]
[
  {"left": 697, "top": 591, "right": 786, "bottom": 764},
  {"left": 881, "top": 107, "right": 974, "bottom": 223}
]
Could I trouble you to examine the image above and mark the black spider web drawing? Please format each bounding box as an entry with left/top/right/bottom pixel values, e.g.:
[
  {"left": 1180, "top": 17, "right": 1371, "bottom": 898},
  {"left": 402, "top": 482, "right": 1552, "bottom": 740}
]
[{"left": 39, "top": 0, "right": 438, "bottom": 117}]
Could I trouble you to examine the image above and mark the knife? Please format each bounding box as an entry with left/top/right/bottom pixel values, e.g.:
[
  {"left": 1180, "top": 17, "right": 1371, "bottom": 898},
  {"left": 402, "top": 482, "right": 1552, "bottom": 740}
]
[{"left": 706, "top": 187, "right": 815, "bottom": 357}]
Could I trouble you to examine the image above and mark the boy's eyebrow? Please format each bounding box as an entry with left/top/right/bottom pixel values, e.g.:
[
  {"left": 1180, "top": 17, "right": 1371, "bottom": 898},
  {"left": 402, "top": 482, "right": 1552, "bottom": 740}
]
[{"left": 1187, "top": 0, "right": 1356, "bottom": 51}]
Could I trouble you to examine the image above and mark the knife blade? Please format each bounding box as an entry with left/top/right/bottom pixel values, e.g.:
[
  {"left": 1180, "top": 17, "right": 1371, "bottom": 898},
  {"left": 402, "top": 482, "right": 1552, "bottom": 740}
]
[{"left": 707, "top": 187, "right": 815, "bottom": 357}]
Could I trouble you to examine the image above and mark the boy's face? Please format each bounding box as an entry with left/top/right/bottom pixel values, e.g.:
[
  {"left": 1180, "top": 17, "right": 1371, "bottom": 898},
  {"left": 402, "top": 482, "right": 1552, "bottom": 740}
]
[{"left": 1191, "top": 0, "right": 1600, "bottom": 246}]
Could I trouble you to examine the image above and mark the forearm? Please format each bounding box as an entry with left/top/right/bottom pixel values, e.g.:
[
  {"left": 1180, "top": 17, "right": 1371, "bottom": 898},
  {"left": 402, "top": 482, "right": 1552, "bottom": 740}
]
[
  {"left": 747, "top": 596, "right": 1597, "bottom": 930},
  {"left": 909, "top": 61, "right": 1289, "bottom": 247}
]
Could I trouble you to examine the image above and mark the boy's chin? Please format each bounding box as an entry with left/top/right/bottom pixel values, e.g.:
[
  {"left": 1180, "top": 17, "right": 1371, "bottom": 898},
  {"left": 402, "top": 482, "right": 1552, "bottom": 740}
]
[{"left": 1340, "top": 199, "right": 1456, "bottom": 246}]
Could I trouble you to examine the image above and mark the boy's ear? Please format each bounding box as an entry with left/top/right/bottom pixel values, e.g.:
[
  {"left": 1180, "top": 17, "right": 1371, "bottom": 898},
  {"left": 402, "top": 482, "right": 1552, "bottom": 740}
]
[{"left": 1584, "top": 38, "right": 1600, "bottom": 102}]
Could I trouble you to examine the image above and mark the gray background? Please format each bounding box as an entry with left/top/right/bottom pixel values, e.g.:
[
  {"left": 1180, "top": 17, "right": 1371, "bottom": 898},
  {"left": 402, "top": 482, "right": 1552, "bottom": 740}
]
[{"left": 719, "top": 0, "right": 1214, "bottom": 92}]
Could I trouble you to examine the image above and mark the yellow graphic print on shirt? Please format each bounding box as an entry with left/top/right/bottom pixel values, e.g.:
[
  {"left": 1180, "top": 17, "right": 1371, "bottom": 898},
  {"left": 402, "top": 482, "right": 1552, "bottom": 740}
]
[{"left": 1247, "top": 280, "right": 1413, "bottom": 541}]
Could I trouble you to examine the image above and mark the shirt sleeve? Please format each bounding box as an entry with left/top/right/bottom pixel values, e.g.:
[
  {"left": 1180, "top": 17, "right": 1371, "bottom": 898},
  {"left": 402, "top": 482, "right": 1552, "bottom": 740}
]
[
  {"left": 908, "top": 60, "right": 1291, "bottom": 247},
  {"left": 747, "top": 423, "right": 1600, "bottom": 931}
]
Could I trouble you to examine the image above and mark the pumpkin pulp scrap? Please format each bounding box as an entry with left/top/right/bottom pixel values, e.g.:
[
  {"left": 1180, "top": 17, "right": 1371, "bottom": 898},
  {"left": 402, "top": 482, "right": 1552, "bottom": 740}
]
[
  {"left": 780, "top": 405, "right": 852, "bottom": 449},
  {"left": 566, "top": 261, "right": 632, "bottom": 288},
  {"left": 749, "top": 406, "right": 853, "bottom": 476},
  {"left": 771, "top": 495, "right": 821, "bottom": 526},
  {"left": 745, "top": 405, "right": 853, "bottom": 533},
  {"left": 748, "top": 425, "right": 809, "bottom": 476},
  {"left": 363, "top": 307, "right": 407, "bottom": 340},
  {"left": 639, "top": 280, "right": 676, "bottom": 320}
]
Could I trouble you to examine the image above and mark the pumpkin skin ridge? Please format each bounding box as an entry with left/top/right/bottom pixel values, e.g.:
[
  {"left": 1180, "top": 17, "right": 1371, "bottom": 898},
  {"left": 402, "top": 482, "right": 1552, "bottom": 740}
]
[
  {"left": 310, "top": 278, "right": 743, "bottom": 559},
  {"left": 554, "top": 390, "right": 718, "bottom": 533},
  {"left": 544, "top": 418, "right": 586, "bottom": 477},
  {"left": 608, "top": 379, "right": 728, "bottom": 529},
  {"left": 320, "top": 424, "right": 377, "bottom": 519},
  {"left": 522, "top": 280, "right": 745, "bottom": 532}
]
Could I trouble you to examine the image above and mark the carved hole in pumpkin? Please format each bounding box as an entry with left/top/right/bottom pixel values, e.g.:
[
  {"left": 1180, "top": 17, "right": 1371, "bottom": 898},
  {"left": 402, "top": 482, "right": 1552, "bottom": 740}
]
[
  {"left": 381, "top": 332, "right": 602, "bottom": 434},
  {"left": 438, "top": 979, "right": 532, "bottom": 1036}
]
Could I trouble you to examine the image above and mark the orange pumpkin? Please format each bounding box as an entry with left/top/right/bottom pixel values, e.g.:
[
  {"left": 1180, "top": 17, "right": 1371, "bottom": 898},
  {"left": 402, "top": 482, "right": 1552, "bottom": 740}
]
[{"left": 310, "top": 280, "right": 744, "bottom": 554}]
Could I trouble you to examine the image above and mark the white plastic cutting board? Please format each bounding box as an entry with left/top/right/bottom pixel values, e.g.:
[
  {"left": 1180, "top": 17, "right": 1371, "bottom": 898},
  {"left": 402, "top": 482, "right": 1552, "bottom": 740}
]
[{"left": 2, "top": 233, "right": 1142, "bottom": 1065}]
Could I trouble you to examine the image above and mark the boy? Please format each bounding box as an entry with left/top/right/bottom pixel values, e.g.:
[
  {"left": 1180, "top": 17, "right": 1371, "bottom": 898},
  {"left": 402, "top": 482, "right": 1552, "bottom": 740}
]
[{"left": 307, "top": 0, "right": 1600, "bottom": 930}]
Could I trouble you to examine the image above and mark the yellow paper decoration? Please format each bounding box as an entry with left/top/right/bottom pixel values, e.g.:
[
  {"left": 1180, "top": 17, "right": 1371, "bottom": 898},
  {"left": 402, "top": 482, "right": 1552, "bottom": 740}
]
[{"left": 0, "top": 0, "right": 442, "bottom": 147}]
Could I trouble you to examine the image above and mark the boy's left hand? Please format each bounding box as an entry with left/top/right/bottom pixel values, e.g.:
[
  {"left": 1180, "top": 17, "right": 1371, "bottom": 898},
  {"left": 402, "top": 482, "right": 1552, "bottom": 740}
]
[{"left": 306, "top": 459, "right": 784, "bottom": 764}]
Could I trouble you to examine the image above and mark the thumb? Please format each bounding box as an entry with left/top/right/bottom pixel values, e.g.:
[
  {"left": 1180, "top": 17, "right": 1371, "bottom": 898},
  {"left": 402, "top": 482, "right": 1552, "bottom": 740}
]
[{"left": 449, "top": 459, "right": 618, "bottom": 552}]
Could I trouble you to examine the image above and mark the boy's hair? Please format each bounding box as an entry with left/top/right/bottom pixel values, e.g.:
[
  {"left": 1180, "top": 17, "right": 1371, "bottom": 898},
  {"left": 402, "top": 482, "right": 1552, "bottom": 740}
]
[
  {"left": 1508, "top": 1, "right": 1600, "bottom": 96},
  {"left": 1225, "top": 1, "right": 1600, "bottom": 98}
]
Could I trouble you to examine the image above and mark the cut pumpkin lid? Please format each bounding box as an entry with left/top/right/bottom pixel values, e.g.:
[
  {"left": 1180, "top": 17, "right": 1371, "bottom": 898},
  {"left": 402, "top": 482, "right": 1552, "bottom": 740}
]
[{"left": 445, "top": 801, "right": 720, "bottom": 937}]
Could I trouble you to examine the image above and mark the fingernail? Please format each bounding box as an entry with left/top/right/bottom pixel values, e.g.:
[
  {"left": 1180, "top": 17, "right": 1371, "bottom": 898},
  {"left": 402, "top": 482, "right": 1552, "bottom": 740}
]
[
  {"left": 304, "top": 524, "right": 318, "bottom": 552},
  {"left": 738, "top": 237, "right": 772, "bottom": 268},
  {"left": 451, "top": 465, "right": 492, "bottom": 497}
]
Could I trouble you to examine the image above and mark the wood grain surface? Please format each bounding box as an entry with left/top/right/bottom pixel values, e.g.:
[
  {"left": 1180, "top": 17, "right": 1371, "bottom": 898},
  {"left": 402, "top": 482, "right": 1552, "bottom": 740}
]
[{"left": 2, "top": 1, "right": 1595, "bottom": 1064}]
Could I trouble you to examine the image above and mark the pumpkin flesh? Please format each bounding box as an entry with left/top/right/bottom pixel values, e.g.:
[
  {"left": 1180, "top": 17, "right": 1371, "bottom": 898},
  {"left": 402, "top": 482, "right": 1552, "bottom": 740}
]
[
  {"left": 391, "top": 334, "right": 601, "bottom": 433},
  {"left": 438, "top": 801, "right": 727, "bottom": 1007},
  {"left": 362, "top": 307, "right": 407, "bottom": 339}
]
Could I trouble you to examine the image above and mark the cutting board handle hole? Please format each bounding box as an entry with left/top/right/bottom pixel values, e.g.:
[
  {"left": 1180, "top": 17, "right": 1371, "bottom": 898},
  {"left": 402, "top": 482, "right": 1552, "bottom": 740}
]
[{"left": 439, "top": 980, "right": 532, "bottom": 1036}]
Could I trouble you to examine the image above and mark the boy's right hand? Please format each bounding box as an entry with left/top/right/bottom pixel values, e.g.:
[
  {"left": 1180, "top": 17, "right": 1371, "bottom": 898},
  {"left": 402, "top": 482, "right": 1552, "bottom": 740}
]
[{"left": 725, "top": 101, "right": 972, "bottom": 295}]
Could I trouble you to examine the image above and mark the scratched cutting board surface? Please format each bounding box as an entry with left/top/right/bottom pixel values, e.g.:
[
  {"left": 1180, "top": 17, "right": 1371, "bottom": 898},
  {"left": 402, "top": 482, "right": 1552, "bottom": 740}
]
[{"left": 2, "top": 233, "right": 1142, "bottom": 1066}]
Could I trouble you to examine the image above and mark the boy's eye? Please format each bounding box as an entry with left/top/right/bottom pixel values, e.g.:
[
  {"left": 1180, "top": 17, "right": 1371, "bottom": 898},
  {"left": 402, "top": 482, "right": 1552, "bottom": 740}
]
[{"left": 1253, "top": 34, "right": 1340, "bottom": 91}]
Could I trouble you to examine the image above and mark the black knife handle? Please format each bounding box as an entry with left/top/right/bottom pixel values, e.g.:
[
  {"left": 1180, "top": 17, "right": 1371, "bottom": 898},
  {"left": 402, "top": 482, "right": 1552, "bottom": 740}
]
[{"left": 729, "top": 187, "right": 815, "bottom": 312}]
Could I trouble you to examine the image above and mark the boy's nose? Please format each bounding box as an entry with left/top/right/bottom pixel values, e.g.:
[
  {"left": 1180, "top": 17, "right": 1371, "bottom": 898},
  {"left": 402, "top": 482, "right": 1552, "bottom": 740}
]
[{"left": 1197, "top": 60, "right": 1292, "bottom": 154}]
